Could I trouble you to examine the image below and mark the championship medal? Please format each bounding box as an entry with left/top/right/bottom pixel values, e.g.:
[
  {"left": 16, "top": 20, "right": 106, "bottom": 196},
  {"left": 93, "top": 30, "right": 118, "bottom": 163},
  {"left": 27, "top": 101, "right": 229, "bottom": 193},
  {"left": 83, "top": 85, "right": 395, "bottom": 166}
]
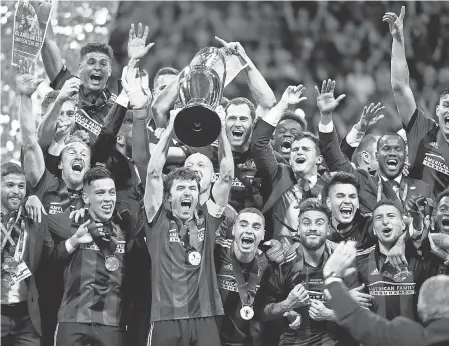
[
  {"left": 2, "top": 273, "right": 14, "bottom": 288},
  {"left": 240, "top": 306, "right": 254, "bottom": 320},
  {"left": 187, "top": 250, "right": 202, "bottom": 265},
  {"left": 3, "top": 256, "right": 18, "bottom": 273},
  {"left": 105, "top": 256, "right": 119, "bottom": 272}
]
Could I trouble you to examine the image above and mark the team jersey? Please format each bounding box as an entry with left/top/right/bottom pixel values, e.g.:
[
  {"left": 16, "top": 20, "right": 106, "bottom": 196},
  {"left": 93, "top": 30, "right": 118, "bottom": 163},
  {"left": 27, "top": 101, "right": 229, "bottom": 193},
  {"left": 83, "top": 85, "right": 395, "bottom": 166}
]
[
  {"left": 327, "top": 210, "right": 377, "bottom": 251},
  {"left": 355, "top": 238, "right": 436, "bottom": 321},
  {"left": 144, "top": 200, "right": 224, "bottom": 322},
  {"left": 49, "top": 210, "right": 143, "bottom": 326},
  {"left": 260, "top": 248, "right": 358, "bottom": 346},
  {"left": 189, "top": 144, "right": 262, "bottom": 212},
  {"left": 405, "top": 107, "right": 449, "bottom": 196},
  {"left": 215, "top": 243, "right": 269, "bottom": 346}
]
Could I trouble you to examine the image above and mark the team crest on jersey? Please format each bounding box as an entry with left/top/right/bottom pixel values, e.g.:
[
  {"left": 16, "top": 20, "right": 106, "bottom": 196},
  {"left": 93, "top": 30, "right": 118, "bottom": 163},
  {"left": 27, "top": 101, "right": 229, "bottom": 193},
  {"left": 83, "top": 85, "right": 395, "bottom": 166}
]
[{"left": 48, "top": 203, "right": 63, "bottom": 215}]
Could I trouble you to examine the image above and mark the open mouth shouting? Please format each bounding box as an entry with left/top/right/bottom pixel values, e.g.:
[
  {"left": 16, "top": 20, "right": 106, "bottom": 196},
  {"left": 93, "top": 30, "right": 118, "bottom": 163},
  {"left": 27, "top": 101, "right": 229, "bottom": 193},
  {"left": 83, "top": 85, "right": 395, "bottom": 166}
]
[
  {"left": 240, "top": 234, "right": 255, "bottom": 250},
  {"left": 280, "top": 138, "right": 293, "bottom": 154},
  {"left": 294, "top": 156, "right": 307, "bottom": 165},
  {"left": 231, "top": 129, "right": 244, "bottom": 140},
  {"left": 101, "top": 204, "right": 113, "bottom": 212},
  {"left": 90, "top": 72, "right": 103, "bottom": 86},
  {"left": 71, "top": 160, "right": 84, "bottom": 175},
  {"left": 441, "top": 217, "right": 449, "bottom": 229},
  {"left": 443, "top": 115, "right": 449, "bottom": 131},
  {"left": 340, "top": 205, "right": 353, "bottom": 219},
  {"left": 180, "top": 196, "right": 192, "bottom": 212},
  {"left": 305, "top": 231, "right": 320, "bottom": 240},
  {"left": 381, "top": 227, "right": 393, "bottom": 237},
  {"left": 385, "top": 157, "right": 399, "bottom": 171}
]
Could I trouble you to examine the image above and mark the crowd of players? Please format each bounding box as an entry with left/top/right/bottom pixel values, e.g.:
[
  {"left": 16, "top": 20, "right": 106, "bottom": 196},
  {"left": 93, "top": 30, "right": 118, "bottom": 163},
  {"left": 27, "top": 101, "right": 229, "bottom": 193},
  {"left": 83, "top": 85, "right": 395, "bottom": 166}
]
[{"left": 2, "top": 4, "right": 449, "bottom": 346}]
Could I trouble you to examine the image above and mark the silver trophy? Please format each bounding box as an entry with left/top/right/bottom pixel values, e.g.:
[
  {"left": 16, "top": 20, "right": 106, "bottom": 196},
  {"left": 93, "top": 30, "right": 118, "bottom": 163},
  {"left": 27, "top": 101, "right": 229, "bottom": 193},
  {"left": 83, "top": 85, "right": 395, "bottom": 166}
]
[{"left": 175, "top": 47, "right": 226, "bottom": 147}]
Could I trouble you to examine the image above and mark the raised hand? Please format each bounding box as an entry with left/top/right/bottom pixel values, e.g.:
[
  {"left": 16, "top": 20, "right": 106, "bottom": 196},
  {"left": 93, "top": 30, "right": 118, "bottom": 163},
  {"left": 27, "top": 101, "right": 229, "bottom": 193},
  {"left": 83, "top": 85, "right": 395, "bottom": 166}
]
[
  {"left": 57, "top": 77, "right": 81, "bottom": 102},
  {"left": 72, "top": 220, "right": 95, "bottom": 245},
  {"left": 356, "top": 102, "right": 385, "bottom": 132},
  {"left": 406, "top": 196, "right": 434, "bottom": 233},
  {"left": 315, "top": 79, "right": 346, "bottom": 116},
  {"left": 309, "top": 299, "right": 334, "bottom": 321},
  {"left": 122, "top": 59, "right": 150, "bottom": 109},
  {"left": 215, "top": 36, "right": 247, "bottom": 57},
  {"left": 323, "top": 241, "right": 357, "bottom": 279},
  {"left": 54, "top": 116, "right": 72, "bottom": 143},
  {"left": 382, "top": 6, "right": 405, "bottom": 41},
  {"left": 16, "top": 59, "right": 44, "bottom": 97},
  {"left": 69, "top": 208, "right": 88, "bottom": 224},
  {"left": 128, "top": 23, "right": 155, "bottom": 60},
  {"left": 281, "top": 85, "right": 307, "bottom": 106}
]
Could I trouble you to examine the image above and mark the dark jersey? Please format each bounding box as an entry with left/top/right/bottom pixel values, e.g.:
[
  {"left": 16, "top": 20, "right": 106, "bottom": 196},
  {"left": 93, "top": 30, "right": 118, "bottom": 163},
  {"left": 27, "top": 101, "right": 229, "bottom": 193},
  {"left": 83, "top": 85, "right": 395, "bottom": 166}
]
[
  {"left": 260, "top": 248, "right": 358, "bottom": 346},
  {"left": 190, "top": 144, "right": 262, "bottom": 212},
  {"left": 406, "top": 107, "right": 449, "bottom": 196},
  {"left": 144, "top": 201, "right": 224, "bottom": 322},
  {"left": 327, "top": 211, "right": 377, "bottom": 251},
  {"left": 355, "top": 239, "right": 436, "bottom": 321},
  {"left": 49, "top": 210, "right": 143, "bottom": 326},
  {"left": 51, "top": 65, "right": 117, "bottom": 141},
  {"left": 215, "top": 243, "right": 269, "bottom": 346}
]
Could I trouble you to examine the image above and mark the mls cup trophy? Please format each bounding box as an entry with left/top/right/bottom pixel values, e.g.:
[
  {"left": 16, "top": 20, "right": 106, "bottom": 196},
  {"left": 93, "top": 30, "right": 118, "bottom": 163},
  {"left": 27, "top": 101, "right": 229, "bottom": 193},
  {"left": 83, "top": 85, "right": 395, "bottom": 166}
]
[{"left": 175, "top": 47, "right": 226, "bottom": 147}]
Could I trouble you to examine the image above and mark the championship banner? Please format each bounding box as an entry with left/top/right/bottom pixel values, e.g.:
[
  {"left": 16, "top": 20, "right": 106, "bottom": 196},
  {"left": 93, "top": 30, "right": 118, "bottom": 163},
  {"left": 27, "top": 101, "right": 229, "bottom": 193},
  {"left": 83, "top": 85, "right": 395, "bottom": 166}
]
[
  {"left": 12, "top": 0, "right": 53, "bottom": 66},
  {"left": 75, "top": 109, "right": 102, "bottom": 138},
  {"left": 215, "top": 48, "right": 248, "bottom": 88}
]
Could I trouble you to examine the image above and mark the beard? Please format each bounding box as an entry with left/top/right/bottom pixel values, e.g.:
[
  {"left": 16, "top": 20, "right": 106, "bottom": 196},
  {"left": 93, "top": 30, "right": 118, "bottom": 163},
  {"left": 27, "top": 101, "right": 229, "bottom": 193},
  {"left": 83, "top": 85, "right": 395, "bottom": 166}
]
[{"left": 301, "top": 234, "right": 326, "bottom": 250}]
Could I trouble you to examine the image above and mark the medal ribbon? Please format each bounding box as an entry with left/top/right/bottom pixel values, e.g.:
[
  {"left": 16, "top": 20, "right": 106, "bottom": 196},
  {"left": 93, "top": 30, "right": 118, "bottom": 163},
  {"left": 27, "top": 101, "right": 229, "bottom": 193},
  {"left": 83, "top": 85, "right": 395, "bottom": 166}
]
[
  {"left": 230, "top": 244, "right": 260, "bottom": 307},
  {"left": 1, "top": 207, "right": 23, "bottom": 251}
]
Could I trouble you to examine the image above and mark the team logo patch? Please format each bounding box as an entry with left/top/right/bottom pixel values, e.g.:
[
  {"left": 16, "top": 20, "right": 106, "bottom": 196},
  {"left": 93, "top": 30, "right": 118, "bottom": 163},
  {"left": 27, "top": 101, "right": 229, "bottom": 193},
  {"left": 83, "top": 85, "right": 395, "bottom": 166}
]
[{"left": 48, "top": 203, "right": 63, "bottom": 215}]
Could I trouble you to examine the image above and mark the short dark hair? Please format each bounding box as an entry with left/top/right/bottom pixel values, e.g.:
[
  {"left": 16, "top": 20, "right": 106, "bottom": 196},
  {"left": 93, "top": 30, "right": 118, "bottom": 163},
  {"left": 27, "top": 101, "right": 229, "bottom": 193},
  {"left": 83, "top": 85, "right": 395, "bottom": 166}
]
[
  {"left": 153, "top": 67, "right": 179, "bottom": 87},
  {"left": 220, "top": 96, "right": 230, "bottom": 108},
  {"left": 277, "top": 110, "right": 307, "bottom": 132},
  {"left": 292, "top": 131, "right": 320, "bottom": 154},
  {"left": 439, "top": 88, "right": 449, "bottom": 102},
  {"left": 436, "top": 188, "right": 449, "bottom": 205},
  {"left": 1, "top": 163, "right": 25, "bottom": 178},
  {"left": 373, "top": 198, "right": 403, "bottom": 216},
  {"left": 298, "top": 198, "right": 331, "bottom": 222},
  {"left": 327, "top": 172, "right": 360, "bottom": 197},
  {"left": 41, "top": 91, "right": 78, "bottom": 116},
  {"left": 226, "top": 97, "right": 256, "bottom": 121},
  {"left": 80, "top": 42, "right": 113, "bottom": 60},
  {"left": 83, "top": 166, "right": 112, "bottom": 187},
  {"left": 355, "top": 134, "right": 378, "bottom": 166},
  {"left": 237, "top": 207, "right": 265, "bottom": 227},
  {"left": 377, "top": 133, "right": 405, "bottom": 151},
  {"left": 163, "top": 167, "right": 200, "bottom": 202}
]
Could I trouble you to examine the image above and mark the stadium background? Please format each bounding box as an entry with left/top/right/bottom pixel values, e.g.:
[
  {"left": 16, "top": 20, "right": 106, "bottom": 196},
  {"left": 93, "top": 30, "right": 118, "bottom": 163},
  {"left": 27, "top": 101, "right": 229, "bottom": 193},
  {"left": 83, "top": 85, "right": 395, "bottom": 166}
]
[{"left": 2, "top": 1, "right": 449, "bottom": 164}]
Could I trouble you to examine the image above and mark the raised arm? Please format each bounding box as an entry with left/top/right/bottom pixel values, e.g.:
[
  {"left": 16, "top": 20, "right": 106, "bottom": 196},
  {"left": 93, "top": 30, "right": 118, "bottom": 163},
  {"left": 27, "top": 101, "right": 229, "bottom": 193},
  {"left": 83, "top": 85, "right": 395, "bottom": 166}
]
[
  {"left": 40, "top": 20, "right": 64, "bottom": 83},
  {"left": 17, "top": 60, "right": 45, "bottom": 187},
  {"left": 212, "top": 107, "right": 234, "bottom": 207},
  {"left": 383, "top": 6, "right": 416, "bottom": 127},
  {"left": 151, "top": 74, "right": 181, "bottom": 128},
  {"left": 37, "top": 78, "right": 80, "bottom": 148},
  {"left": 251, "top": 85, "right": 307, "bottom": 182},
  {"left": 144, "top": 110, "right": 178, "bottom": 222},
  {"left": 215, "top": 37, "right": 276, "bottom": 117}
]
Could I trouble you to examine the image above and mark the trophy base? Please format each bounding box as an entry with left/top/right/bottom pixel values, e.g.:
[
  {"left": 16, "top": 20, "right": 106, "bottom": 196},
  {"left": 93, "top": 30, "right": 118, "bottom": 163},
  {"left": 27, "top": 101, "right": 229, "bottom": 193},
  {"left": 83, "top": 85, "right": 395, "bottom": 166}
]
[{"left": 174, "top": 105, "right": 222, "bottom": 147}]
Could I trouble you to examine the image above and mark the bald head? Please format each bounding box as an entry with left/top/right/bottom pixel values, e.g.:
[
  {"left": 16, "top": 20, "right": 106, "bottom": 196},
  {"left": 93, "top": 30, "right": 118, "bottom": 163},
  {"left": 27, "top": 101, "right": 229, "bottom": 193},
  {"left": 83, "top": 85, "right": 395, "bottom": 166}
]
[
  {"left": 417, "top": 275, "right": 449, "bottom": 323},
  {"left": 184, "top": 153, "right": 215, "bottom": 193}
]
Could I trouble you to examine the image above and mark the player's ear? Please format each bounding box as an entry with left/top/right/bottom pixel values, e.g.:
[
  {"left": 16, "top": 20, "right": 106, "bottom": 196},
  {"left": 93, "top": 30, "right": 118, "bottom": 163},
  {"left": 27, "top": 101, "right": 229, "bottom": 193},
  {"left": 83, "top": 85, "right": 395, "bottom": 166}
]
[{"left": 82, "top": 191, "right": 89, "bottom": 205}]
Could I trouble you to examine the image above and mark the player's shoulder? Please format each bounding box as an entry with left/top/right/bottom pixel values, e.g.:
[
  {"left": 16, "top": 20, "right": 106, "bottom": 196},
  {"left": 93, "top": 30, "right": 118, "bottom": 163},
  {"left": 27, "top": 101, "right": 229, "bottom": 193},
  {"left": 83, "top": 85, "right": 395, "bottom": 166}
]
[{"left": 356, "top": 244, "right": 376, "bottom": 258}]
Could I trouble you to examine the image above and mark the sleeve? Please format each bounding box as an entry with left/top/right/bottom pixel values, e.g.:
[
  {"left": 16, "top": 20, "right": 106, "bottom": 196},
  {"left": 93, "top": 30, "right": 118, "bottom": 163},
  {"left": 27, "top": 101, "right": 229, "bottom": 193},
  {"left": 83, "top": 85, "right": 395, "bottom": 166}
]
[
  {"left": 30, "top": 169, "right": 59, "bottom": 201},
  {"left": 49, "top": 65, "right": 74, "bottom": 90},
  {"left": 256, "top": 264, "right": 287, "bottom": 313},
  {"left": 327, "top": 281, "right": 424, "bottom": 346},
  {"left": 217, "top": 204, "right": 237, "bottom": 239},
  {"left": 43, "top": 151, "right": 60, "bottom": 176},
  {"left": 250, "top": 118, "right": 281, "bottom": 184},
  {"left": 340, "top": 136, "right": 357, "bottom": 164},
  {"left": 404, "top": 108, "right": 436, "bottom": 169}
]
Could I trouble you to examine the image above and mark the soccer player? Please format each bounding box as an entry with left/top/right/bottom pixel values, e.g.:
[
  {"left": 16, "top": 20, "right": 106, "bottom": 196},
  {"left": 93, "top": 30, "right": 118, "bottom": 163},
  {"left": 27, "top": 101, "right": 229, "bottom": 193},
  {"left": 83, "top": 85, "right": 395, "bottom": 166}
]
[
  {"left": 260, "top": 199, "right": 358, "bottom": 346},
  {"left": 317, "top": 79, "right": 432, "bottom": 212},
  {"left": 251, "top": 85, "right": 328, "bottom": 250},
  {"left": 51, "top": 166, "right": 143, "bottom": 346},
  {"left": 384, "top": 6, "right": 449, "bottom": 196},
  {"left": 215, "top": 208, "right": 270, "bottom": 346},
  {"left": 272, "top": 111, "right": 307, "bottom": 161},
  {"left": 143, "top": 107, "right": 233, "bottom": 345},
  {"left": 1, "top": 163, "right": 53, "bottom": 346},
  {"left": 355, "top": 199, "right": 439, "bottom": 322}
]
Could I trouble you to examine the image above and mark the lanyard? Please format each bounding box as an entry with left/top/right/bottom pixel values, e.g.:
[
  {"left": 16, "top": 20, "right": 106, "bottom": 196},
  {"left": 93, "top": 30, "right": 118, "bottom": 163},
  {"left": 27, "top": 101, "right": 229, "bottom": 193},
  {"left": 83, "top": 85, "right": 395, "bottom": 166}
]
[
  {"left": 230, "top": 245, "right": 260, "bottom": 307},
  {"left": 1, "top": 208, "right": 23, "bottom": 251},
  {"left": 377, "top": 178, "right": 408, "bottom": 205},
  {"left": 170, "top": 219, "right": 200, "bottom": 253}
]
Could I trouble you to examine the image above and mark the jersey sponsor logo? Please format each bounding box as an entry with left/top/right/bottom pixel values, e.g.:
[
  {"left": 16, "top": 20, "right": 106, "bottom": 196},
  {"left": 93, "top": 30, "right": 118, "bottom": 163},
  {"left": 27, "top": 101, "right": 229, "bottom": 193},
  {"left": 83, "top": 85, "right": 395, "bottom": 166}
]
[
  {"left": 237, "top": 159, "right": 256, "bottom": 170},
  {"left": 306, "top": 290, "right": 325, "bottom": 302},
  {"left": 49, "top": 203, "right": 63, "bottom": 215},
  {"left": 75, "top": 109, "right": 102, "bottom": 137},
  {"left": 423, "top": 154, "right": 449, "bottom": 176},
  {"left": 169, "top": 229, "right": 181, "bottom": 243},
  {"left": 80, "top": 241, "right": 125, "bottom": 253},
  {"left": 217, "top": 275, "right": 238, "bottom": 292},
  {"left": 367, "top": 281, "right": 415, "bottom": 296}
]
